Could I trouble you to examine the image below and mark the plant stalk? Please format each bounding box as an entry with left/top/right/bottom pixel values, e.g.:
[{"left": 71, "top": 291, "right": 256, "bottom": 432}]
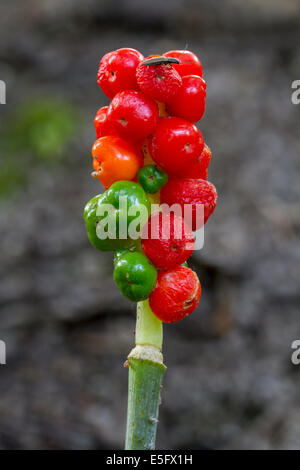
[{"left": 125, "top": 299, "right": 166, "bottom": 450}]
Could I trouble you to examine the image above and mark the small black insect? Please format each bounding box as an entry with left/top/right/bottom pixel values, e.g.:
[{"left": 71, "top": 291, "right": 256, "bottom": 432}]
[{"left": 141, "top": 56, "right": 180, "bottom": 66}]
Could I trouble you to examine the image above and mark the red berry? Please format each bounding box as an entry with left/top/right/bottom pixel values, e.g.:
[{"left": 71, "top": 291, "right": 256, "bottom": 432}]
[
  {"left": 142, "top": 213, "right": 194, "bottom": 269},
  {"left": 167, "top": 75, "right": 206, "bottom": 122},
  {"left": 136, "top": 57, "right": 182, "bottom": 103},
  {"left": 199, "top": 169, "right": 208, "bottom": 180},
  {"left": 160, "top": 178, "right": 217, "bottom": 230},
  {"left": 149, "top": 117, "right": 204, "bottom": 174},
  {"left": 97, "top": 48, "right": 144, "bottom": 99},
  {"left": 149, "top": 266, "right": 201, "bottom": 323},
  {"left": 94, "top": 106, "right": 116, "bottom": 139},
  {"left": 181, "top": 144, "right": 211, "bottom": 179},
  {"left": 163, "top": 50, "right": 203, "bottom": 78},
  {"left": 107, "top": 90, "right": 159, "bottom": 141}
]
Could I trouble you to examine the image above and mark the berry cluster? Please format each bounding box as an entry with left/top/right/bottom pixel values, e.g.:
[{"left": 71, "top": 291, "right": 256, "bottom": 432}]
[{"left": 84, "top": 48, "right": 217, "bottom": 323}]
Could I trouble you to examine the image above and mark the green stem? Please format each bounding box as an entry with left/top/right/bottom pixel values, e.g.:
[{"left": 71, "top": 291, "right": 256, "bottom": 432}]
[
  {"left": 135, "top": 298, "right": 163, "bottom": 349},
  {"left": 125, "top": 300, "right": 166, "bottom": 450}
]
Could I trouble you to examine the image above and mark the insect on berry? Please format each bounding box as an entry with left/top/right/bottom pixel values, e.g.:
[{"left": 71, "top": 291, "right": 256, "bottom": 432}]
[
  {"left": 136, "top": 55, "right": 182, "bottom": 103},
  {"left": 141, "top": 56, "right": 180, "bottom": 66}
]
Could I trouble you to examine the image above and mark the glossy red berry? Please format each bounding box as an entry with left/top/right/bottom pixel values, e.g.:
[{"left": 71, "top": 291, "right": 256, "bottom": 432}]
[
  {"left": 181, "top": 144, "right": 211, "bottom": 179},
  {"left": 149, "top": 266, "right": 201, "bottom": 323},
  {"left": 107, "top": 90, "right": 159, "bottom": 141},
  {"left": 160, "top": 178, "right": 217, "bottom": 230},
  {"left": 167, "top": 75, "right": 206, "bottom": 122},
  {"left": 97, "top": 48, "right": 144, "bottom": 99},
  {"left": 149, "top": 117, "right": 204, "bottom": 174},
  {"left": 199, "top": 169, "right": 208, "bottom": 180},
  {"left": 94, "top": 106, "right": 116, "bottom": 139},
  {"left": 142, "top": 212, "right": 194, "bottom": 269},
  {"left": 163, "top": 50, "right": 203, "bottom": 77},
  {"left": 136, "top": 56, "right": 182, "bottom": 103}
]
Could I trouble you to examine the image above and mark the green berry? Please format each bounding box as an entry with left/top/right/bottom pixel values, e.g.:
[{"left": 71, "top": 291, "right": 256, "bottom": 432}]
[
  {"left": 137, "top": 164, "right": 168, "bottom": 194},
  {"left": 113, "top": 251, "right": 157, "bottom": 302}
]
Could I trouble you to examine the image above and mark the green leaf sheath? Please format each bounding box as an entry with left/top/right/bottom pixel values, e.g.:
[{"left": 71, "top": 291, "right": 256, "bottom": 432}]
[
  {"left": 125, "top": 300, "right": 166, "bottom": 450},
  {"left": 125, "top": 357, "right": 166, "bottom": 450}
]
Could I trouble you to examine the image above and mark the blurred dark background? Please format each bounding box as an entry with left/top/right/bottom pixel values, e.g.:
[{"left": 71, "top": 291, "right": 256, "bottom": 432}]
[{"left": 0, "top": 0, "right": 300, "bottom": 450}]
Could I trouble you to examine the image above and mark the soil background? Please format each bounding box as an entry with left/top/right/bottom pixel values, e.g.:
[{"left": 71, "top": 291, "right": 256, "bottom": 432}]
[{"left": 0, "top": 0, "right": 299, "bottom": 450}]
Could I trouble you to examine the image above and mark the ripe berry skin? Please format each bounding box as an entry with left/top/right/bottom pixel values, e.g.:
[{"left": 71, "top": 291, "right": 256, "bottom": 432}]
[
  {"left": 97, "top": 48, "right": 144, "bottom": 99},
  {"left": 142, "top": 213, "right": 194, "bottom": 269},
  {"left": 183, "top": 168, "right": 207, "bottom": 180},
  {"left": 163, "top": 50, "right": 203, "bottom": 78},
  {"left": 136, "top": 57, "right": 182, "bottom": 103},
  {"left": 94, "top": 106, "right": 116, "bottom": 139},
  {"left": 167, "top": 75, "right": 206, "bottom": 123},
  {"left": 107, "top": 90, "right": 159, "bottom": 141},
  {"left": 149, "top": 117, "right": 204, "bottom": 174},
  {"left": 149, "top": 266, "right": 201, "bottom": 323},
  {"left": 92, "top": 135, "right": 143, "bottom": 189},
  {"left": 181, "top": 144, "right": 211, "bottom": 179},
  {"left": 160, "top": 178, "right": 217, "bottom": 230}
]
